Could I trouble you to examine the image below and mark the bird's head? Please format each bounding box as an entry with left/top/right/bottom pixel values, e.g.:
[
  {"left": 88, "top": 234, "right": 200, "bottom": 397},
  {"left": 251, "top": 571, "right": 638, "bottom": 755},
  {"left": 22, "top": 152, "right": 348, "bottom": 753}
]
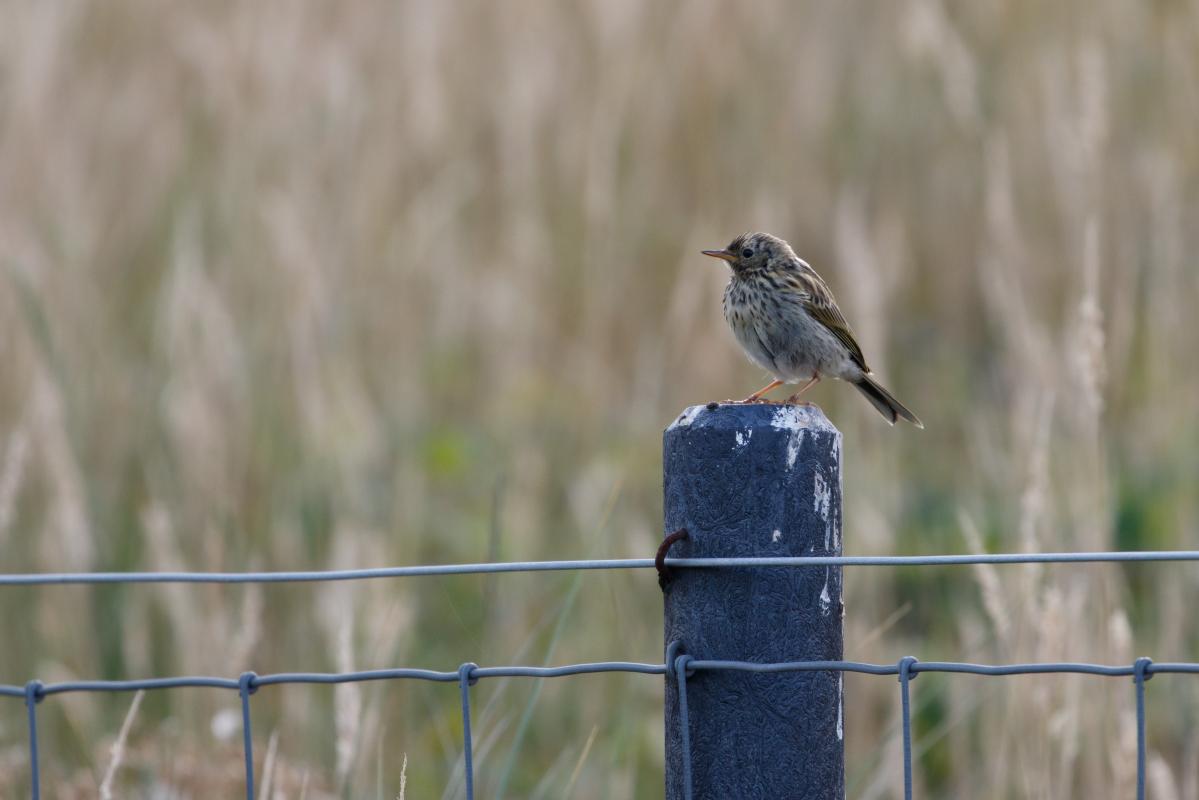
[{"left": 702, "top": 232, "right": 794, "bottom": 273}]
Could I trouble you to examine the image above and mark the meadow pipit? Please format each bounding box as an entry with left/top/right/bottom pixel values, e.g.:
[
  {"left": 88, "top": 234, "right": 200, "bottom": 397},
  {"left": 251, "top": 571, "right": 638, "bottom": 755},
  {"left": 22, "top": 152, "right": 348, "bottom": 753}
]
[{"left": 703, "top": 231, "right": 923, "bottom": 427}]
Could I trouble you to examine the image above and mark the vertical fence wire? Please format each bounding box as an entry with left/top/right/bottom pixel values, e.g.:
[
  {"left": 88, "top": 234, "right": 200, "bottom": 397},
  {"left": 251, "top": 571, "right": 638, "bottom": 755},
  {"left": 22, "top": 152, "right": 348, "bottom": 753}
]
[
  {"left": 898, "top": 657, "right": 918, "bottom": 800},
  {"left": 24, "top": 680, "right": 42, "bottom": 800},
  {"left": 458, "top": 663, "right": 478, "bottom": 800},
  {"left": 239, "top": 672, "right": 258, "bottom": 800},
  {"left": 1134, "top": 658, "right": 1152, "bottom": 800},
  {"left": 674, "top": 654, "right": 695, "bottom": 800}
]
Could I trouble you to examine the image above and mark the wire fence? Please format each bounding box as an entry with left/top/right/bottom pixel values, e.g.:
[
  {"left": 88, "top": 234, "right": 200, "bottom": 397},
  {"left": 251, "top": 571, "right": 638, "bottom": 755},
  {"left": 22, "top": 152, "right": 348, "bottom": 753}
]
[{"left": 5, "top": 550, "right": 1199, "bottom": 800}]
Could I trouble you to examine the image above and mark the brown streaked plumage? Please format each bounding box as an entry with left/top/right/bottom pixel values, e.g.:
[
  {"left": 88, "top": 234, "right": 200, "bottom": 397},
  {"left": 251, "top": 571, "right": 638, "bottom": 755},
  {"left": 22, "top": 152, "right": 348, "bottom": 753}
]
[{"left": 702, "top": 232, "right": 923, "bottom": 427}]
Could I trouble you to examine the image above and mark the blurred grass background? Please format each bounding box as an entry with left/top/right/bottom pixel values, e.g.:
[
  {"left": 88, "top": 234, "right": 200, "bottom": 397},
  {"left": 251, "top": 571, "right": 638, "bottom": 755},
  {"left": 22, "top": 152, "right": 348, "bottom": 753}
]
[{"left": 1, "top": 0, "right": 1198, "bottom": 796}]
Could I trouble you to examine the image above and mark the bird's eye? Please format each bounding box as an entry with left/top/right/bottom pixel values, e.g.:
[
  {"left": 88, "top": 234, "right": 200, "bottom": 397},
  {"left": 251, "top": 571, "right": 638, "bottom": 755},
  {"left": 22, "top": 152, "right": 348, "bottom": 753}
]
[{"left": 741, "top": 248, "right": 754, "bottom": 258}]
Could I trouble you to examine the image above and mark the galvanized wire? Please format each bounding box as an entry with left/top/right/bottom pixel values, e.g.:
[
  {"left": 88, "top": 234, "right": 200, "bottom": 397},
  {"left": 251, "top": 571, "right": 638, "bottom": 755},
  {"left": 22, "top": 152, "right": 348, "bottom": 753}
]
[
  {"left": 458, "top": 663, "right": 478, "bottom": 800},
  {"left": 2, "top": 549, "right": 1199, "bottom": 585},
  {"left": 238, "top": 672, "right": 257, "bottom": 800},
  {"left": 9, "top": 655, "right": 1185, "bottom": 799},
  {"left": 898, "top": 657, "right": 919, "bottom": 800},
  {"left": 673, "top": 654, "right": 696, "bottom": 800},
  {"left": 23, "top": 682, "right": 41, "bottom": 800},
  {"left": 5, "top": 551, "right": 1196, "bottom": 798},
  {"left": 1135, "top": 657, "right": 1153, "bottom": 800}
]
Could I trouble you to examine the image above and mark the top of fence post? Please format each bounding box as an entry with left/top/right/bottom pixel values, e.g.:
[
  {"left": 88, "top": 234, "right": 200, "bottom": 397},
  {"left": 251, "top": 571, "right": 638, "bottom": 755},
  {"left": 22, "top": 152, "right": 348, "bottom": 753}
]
[{"left": 662, "top": 402, "right": 844, "bottom": 800}]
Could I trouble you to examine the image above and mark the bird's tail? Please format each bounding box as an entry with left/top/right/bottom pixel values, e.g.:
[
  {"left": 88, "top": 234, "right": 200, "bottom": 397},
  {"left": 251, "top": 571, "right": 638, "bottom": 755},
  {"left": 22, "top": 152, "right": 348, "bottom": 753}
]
[{"left": 853, "top": 374, "right": 924, "bottom": 428}]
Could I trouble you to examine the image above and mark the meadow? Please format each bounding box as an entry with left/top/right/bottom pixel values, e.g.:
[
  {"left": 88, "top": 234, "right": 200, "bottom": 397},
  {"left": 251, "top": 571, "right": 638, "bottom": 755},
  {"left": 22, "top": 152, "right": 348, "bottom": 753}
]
[{"left": 1, "top": 0, "right": 1198, "bottom": 796}]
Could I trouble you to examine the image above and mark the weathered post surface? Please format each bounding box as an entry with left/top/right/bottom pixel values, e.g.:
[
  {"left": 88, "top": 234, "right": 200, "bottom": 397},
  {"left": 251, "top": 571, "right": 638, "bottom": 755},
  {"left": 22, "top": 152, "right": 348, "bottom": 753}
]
[{"left": 663, "top": 402, "right": 844, "bottom": 799}]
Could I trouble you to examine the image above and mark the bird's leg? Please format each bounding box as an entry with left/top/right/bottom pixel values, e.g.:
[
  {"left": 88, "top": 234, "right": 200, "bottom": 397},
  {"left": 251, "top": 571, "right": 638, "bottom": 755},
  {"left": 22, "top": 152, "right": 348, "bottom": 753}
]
[
  {"left": 785, "top": 373, "right": 821, "bottom": 405},
  {"left": 733, "top": 379, "right": 784, "bottom": 404}
]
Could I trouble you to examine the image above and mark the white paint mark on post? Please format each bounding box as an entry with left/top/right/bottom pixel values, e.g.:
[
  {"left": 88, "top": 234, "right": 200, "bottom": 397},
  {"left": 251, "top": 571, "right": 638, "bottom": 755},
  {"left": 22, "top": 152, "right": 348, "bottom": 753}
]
[
  {"left": 819, "top": 568, "right": 831, "bottom": 616},
  {"left": 832, "top": 437, "right": 843, "bottom": 551},
  {"left": 772, "top": 529, "right": 782, "bottom": 543},
  {"left": 814, "top": 471, "right": 832, "bottom": 550},
  {"left": 667, "top": 405, "right": 705, "bottom": 431},
  {"left": 786, "top": 432, "right": 803, "bottom": 469},
  {"left": 836, "top": 674, "right": 844, "bottom": 740},
  {"left": 769, "top": 405, "right": 839, "bottom": 470},
  {"left": 768, "top": 405, "right": 838, "bottom": 434},
  {"left": 814, "top": 471, "right": 831, "bottom": 519},
  {"left": 734, "top": 429, "right": 752, "bottom": 448},
  {"left": 771, "top": 406, "right": 805, "bottom": 469}
]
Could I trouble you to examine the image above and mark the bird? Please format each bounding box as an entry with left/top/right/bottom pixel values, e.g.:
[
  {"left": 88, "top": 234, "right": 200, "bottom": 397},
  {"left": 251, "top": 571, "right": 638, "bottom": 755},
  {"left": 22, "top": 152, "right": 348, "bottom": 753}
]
[{"left": 702, "top": 231, "right": 923, "bottom": 428}]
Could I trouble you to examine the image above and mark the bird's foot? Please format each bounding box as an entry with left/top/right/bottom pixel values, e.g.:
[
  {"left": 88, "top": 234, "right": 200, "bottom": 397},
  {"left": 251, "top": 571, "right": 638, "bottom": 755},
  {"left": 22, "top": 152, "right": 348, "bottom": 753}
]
[
  {"left": 733, "top": 379, "right": 785, "bottom": 404},
  {"left": 783, "top": 374, "right": 821, "bottom": 406}
]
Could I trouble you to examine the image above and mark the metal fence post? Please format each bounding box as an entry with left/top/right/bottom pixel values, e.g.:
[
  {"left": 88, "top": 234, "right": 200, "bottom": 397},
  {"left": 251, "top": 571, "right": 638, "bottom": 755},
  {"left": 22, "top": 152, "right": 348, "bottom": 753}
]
[{"left": 663, "top": 403, "right": 844, "bottom": 799}]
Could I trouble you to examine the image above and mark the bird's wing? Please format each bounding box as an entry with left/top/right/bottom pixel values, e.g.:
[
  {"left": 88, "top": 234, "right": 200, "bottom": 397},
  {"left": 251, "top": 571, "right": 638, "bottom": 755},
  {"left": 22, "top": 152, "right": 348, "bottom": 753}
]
[{"left": 789, "top": 268, "right": 870, "bottom": 372}]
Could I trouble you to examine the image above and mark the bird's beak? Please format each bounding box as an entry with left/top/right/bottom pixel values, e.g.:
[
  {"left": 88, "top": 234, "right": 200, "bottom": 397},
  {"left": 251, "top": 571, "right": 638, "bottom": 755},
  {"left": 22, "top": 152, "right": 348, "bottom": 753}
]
[{"left": 701, "top": 249, "right": 736, "bottom": 262}]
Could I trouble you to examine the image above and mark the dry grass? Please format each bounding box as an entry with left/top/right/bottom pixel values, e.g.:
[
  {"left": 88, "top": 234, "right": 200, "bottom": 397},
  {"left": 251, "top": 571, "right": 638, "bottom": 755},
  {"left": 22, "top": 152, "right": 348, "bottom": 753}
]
[{"left": 2, "top": 0, "right": 1199, "bottom": 796}]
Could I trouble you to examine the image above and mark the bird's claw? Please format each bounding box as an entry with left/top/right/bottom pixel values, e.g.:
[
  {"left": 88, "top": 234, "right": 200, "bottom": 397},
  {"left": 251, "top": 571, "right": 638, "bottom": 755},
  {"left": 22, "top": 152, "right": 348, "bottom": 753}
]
[{"left": 724, "top": 397, "right": 783, "bottom": 405}]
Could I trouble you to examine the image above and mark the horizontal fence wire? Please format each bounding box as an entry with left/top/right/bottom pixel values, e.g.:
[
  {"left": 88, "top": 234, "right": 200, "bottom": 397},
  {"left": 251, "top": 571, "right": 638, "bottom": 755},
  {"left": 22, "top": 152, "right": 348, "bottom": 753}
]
[
  {"left": 6, "top": 551, "right": 1199, "bottom": 799},
  {"left": 9, "top": 657, "right": 1194, "bottom": 800},
  {"left": 1, "top": 549, "right": 1198, "bottom": 585}
]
